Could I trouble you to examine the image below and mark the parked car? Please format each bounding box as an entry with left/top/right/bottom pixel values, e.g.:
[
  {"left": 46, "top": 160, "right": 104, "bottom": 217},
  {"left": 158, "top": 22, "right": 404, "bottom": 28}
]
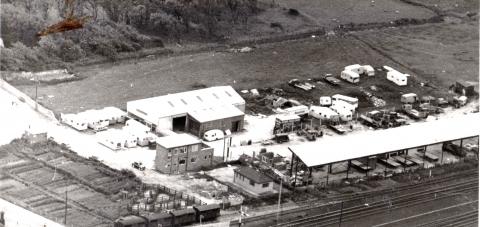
[
  {"left": 323, "top": 74, "right": 341, "bottom": 86},
  {"left": 203, "top": 129, "right": 225, "bottom": 141},
  {"left": 132, "top": 162, "right": 145, "bottom": 171}
]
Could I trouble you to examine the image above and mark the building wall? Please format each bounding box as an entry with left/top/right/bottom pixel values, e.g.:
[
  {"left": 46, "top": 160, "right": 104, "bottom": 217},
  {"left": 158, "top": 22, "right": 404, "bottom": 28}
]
[
  {"left": 233, "top": 172, "right": 273, "bottom": 195},
  {"left": 187, "top": 115, "right": 244, "bottom": 137},
  {"left": 155, "top": 143, "right": 214, "bottom": 174},
  {"left": 24, "top": 133, "right": 48, "bottom": 144}
]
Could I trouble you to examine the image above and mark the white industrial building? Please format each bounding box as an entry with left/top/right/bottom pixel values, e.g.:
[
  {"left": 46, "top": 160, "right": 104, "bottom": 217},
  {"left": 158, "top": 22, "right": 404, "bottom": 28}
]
[{"left": 127, "top": 86, "right": 245, "bottom": 137}]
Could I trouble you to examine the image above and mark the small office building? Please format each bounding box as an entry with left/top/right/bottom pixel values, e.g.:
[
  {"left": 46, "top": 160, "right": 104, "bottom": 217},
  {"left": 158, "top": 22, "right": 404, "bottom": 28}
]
[{"left": 155, "top": 133, "right": 214, "bottom": 174}]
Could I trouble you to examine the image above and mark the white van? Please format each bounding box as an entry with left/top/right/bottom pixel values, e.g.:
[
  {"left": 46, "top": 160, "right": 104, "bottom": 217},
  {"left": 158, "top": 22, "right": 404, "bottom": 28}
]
[
  {"left": 340, "top": 70, "right": 360, "bottom": 84},
  {"left": 203, "top": 129, "right": 225, "bottom": 141}
]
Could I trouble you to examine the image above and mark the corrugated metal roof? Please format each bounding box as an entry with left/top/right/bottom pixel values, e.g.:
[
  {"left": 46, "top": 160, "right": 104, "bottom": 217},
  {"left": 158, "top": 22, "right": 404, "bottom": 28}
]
[
  {"left": 188, "top": 105, "right": 244, "bottom": 123},
  {"left": 289, "top": 113, "right": 480, "bottom": 167},
  {"left": 127, "top": 86, "right": 245, "bottom": 124}
]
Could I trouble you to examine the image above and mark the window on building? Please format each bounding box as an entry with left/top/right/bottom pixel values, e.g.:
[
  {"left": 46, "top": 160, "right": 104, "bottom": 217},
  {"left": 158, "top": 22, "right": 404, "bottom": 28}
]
[
  {"left": 168, "top": 101, "right": 175, "bottom": 107},
  {"left": 197, "top": 96, "right": 203, "bottom": 102},
  {"left": 181, "top": 99, "right": 188, "bottom": 105},
  {"left": 249, "top": 180, "right": 255, "bottom": 186},
  {"left": 191, "top": 158, "right": 196, "bottom": 163},
  {"left": 212, "top": 93, "right": 219, "bottom": 99},
  {"left": 175, "top": 147, "right": 186, "bottom": 154},
  {"left": 179, "top": 159, "right": 186, "bottom": 165},
  {"left": 225, "top": 91, "right": 232, "bottom": 97},
  {"left": 262, "top": 183, "right": 269, "bottom": 188},
  {"left": 191, "top": 144, "right": 199, "bottom": 152}
]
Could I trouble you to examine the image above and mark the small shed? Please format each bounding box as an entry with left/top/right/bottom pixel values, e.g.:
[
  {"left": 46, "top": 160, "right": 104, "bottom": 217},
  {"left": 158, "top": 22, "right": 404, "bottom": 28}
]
[
  {"left": 274, "top": 114, "right": 301, "bottom": 134},
  {"left": 193, "top": 204, "right": 221, "bottom": 222},
  {"left": 23, "top": 124, "right": 48, "bottom": 144},
  {"left": 234, "top": 167, "right": 274, "bottom": 195}
]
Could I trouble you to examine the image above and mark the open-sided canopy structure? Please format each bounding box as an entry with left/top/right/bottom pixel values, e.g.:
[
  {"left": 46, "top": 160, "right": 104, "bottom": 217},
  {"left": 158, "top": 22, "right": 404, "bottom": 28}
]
[{"left": 289, "top": 113, "right": 480, "bottom": 167}]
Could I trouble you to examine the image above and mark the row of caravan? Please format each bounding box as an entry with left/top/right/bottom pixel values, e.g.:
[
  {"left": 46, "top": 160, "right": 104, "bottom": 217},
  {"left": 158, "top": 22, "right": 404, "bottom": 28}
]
[
  {"left": 340, "top": 64, "right": 375, "bottom": 84},
  {"left": 98, "top": 119, "right": 157, "bottom": 150},
  {"left": 61, "top": 107, "right": 127, "bottom": 131},
  {"left": 312, "top": 94, "right": 358, "bottom": 121},
  {"left": 340, "top": 64, "right": 409, "bottom": 86},
  {"left": 276, "top": 94, "right": 358, "bottom": 122},
  {"left": 309, "top": 102, "right": 354, "bottom": 122}
]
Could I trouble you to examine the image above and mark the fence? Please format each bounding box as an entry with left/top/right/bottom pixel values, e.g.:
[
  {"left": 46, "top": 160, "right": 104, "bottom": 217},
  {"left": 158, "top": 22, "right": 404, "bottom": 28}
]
[
  {"left": 128, "top": 183, "right": 206, "bottom": 214},
  {"left": 0, "top": 79, "right": 57, "bottom": 121}
]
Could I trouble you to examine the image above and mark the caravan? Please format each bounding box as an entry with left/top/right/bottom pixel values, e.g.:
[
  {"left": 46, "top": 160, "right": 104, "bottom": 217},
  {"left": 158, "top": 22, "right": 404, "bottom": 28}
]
[
  {"left": 331, "top": 108, "right": 353, "bottom": 121},
  {"left": 340, "top": 70, "right": 360, "bottom": 84},
  {"left": 384, "top": 66, "right": 409, "bottom": 86},
  {"left": 61, "top": 114, "right": 88, "bottom": 131},
  {"left": 309, "top": 106, "right": 339, "bottom": 122},
  {"left": 344, "top": 64, "right": 364, "bottom": 74},
  {"left": 98, "top": 130, "right": 138, "bottom": 150},
  {"left": 387, "top": 71, "right": 408, "bottom": 86},
  {"left": 332, "top": 94, "right": 358, "bottom": 109},
  {"left": 362, "top": 65, "right": 375, "bottom": 76}
]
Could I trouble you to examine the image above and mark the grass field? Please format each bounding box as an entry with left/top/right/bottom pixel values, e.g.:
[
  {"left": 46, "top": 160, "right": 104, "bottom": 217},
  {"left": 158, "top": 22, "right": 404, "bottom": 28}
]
[
  {"left": 12, "top": 0, "right": 478, "bottom": 116},
  {"left": 17, "top": 33, "right": 429, "bottom": 114},
  {"left": 354, "top": 21, "right": 479, "bottom": 89}
]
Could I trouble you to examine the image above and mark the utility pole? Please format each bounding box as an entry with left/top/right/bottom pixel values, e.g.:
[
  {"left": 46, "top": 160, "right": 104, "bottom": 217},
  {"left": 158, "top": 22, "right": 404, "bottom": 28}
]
[
  {"left": 276, "top": 178, "right": 283, "bottom": 224},
  {"left": 222, "top": 136, "right": 226, "bottom": 162},
  {"left": 338, "top": 201, "right": 344, "bottom": 227},
  {"left": 64, "top": 185, "right": 68, "bottom": 225}
]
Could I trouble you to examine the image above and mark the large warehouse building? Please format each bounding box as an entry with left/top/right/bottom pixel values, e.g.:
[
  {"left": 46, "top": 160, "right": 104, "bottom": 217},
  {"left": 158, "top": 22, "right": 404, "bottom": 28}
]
[{"left": 126, "top": 86, "right": 245, "bottom": 137}]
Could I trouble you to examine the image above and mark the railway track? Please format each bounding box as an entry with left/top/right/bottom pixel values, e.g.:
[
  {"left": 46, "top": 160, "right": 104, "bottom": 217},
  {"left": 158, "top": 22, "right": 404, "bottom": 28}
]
[
  {"left": 324, "top": 169, "right": 478, "bottom": 202},
  {"left": 416, "top": 209, "right": 478, "bottom": 227},
  {"left": 233, "top": 169, "right": 478, "bottom": 226},
  {"left": 278, "top": 177, "right": 478, "bottom": 227}
]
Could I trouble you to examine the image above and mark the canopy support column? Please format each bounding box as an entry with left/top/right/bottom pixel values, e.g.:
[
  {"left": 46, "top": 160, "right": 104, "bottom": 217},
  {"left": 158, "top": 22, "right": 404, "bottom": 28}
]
[{"left": 346, "top": 160, "right": 351, "bottom": 180}]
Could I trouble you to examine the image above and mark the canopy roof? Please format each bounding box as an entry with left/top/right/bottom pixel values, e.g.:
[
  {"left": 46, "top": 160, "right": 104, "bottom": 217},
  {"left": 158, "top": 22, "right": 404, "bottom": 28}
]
[{"left": 289, "top": 113, "right": 480, "bottom": 167}]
